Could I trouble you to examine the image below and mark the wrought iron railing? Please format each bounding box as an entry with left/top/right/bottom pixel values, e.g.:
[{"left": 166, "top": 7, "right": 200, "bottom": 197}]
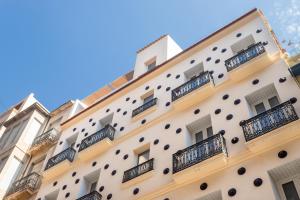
[
  {"left": 78, "top": 125, "right": 115, "bottom": 152},
  {"left": 76, "top": 191, "right": 102, "bottom": 200},
  {"left": 132, "top": 98, "right": 158, "bottom": 117},
  {"left": 173, "top": 133, "right": 227, "bottom": 173},
  {"left": 122, "top": 158, "right": 154, "bottom": 183},
  {"left": 171, "top": 71, "right": 213, "bottom": 102},
  {"left": 240, "top": 99, "right": 298, "bottom": 142},
  {"left": 6, "top": 172, "right": 41, "bottom": 197},
  {"left": 31, "top": 128, "right": 60, "bottom": 149},
  {"left": 225, "top": 42, "right": 265, "bottom": 72},
  {"left": 44, "top": 147, "right": 76, "bottom": 170}
]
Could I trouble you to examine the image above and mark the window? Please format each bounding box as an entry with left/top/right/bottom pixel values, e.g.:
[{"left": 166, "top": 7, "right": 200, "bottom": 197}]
[
  {"left": 137, "top": 150, "right": 150, "bottom": 165},
  {"left": 282, "top": 181, "right": 300, "bottom": 200},
  {"left": 230, "top": 35, "right": 256, "bottom": 54},
  {"left": 66, "top": 133, "right": 78, "bottom": 149},
  {"left": 254, "top": 102, "right": 266, "bottom": 114},
  {"left": 195, "top": 131, "right": 203, "bottom": 143},
  {"left": 206, "top": 126, "right": 213, "bottom": 138},
  {"left": 143, "top": 94, "right": 154, "bottom": 104},
  {"left": 187, "top": 115, "right": 213, "bottom": 144},
  {"left": 147, "top": 61, "right": 156, "bottom": 71},
  {"left": 99, "top": 113, "right": 113, "bottom": 129},
  {"left": 90, "top": 181, "right": 97, "bottom": 192},
  {"left": 268, "top": 96, "right": 279, "bottom": 108}
]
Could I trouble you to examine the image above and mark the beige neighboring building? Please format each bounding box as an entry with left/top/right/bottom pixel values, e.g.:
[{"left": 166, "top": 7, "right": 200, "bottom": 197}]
[{"left": 11, "top": 8, "right": 300, "bottom": 200}]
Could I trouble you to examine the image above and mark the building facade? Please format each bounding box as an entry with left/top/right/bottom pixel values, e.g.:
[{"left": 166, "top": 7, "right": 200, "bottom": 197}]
[{"left": 8, "top": 8, "right": 300, "bottom": 200}]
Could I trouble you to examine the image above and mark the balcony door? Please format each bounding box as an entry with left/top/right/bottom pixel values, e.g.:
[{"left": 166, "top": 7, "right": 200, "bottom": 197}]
[{"left": 254, "top": 96, "right": 280, "bottom": 115}]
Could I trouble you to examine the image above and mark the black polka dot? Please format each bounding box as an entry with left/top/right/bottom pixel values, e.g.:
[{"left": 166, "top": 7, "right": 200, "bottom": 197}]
[
  {"left": 166, "top": 74, "right": 171, "bottom": 78},
  {"left": 99, "top": 186, "right": 104, "bottom": 192},
  {"left": 165, "top": 102, "right": 170, "bottom": 107},
  {"left": 163, "top": 168, "right": 170, "bottom": 175},
  {"left": 133, "top": 188, "right": 139, "bottom": 195},
  {"left": 278, "top": 150, "right": 287, "bottom": 159},
  {"left": 200, "top": 183, "right": 208, "bottom": 190},
  {"left": 84, "top": 133, "right": 88, "bottom": 137},
  {"left": 154, "top": 139, "right": 159, "bottom": 145},
  {"left": 139, "top": 137, "right": 144, "bottom": 142},
  {"left": 165, "top": 124, "right": 170, "bottom": 129},
  {"left": 132, "top": 100, "right": 137, "bottom": 104},
  {"left": 252, "top": 79, "right": 259, "bottom": 85},
  {"left": 221, "top": 48, "right": 227, "bottom": 53},
  {"left": 72, "top": 172, "right": 76, "bottom": 177},
  {"left": 215, "top": 59, "right": 220, "bottom": 64},
  {"left": 141, "top": 119, "right": 146, "bottom": 124},
  {"left": 123, "top": 154, "right": 128, "bottom": 160},
  {"left": 117, "top": 108, "right": 121, "bottom": 112},
  {"left": 89, "top": 118, "right": 93, "bottom": 122},
  {"left": 145, "top": 86, "right": 149, "bottom": 90},
  {"left": 256, "top": 29, "right": 262, "bottom": 33},
  {"left": 65, "top": 193, "right": 70, "bottom": 198},
  {"left": 226, "top": 114, "right": 233, "bottom": 120},
  {"left": 113, "top": 123, "right": 118, "bottom": 128},
  {"left": 175, "top": 74, "right": 180, "bottom": 79},
  {"left": 263, "top": 41, "right": 268, "bottom": 46},
  {"left": 222, "top": 94, "right": 229, "bottom": 100},
  {"left": 218, "top": 73, "right": 224, "bottom": 79},
  {"left": 228, "top": 188, "right": 236, "bottom": 197},
  {"left": 190, "top": 60, "right": 195, "bottom": 64},
  {"left": 254, "top": 178, "right": 263, "bottom": 187},
  {"left": 236, "top": 33, "right": 242, "bottom": 37},
  {"left": 120, "top": 127, "right": 124, "bottom": 131},
  {"left": 218, "top": 130, "right": 225, "bottom": 135},
  {"left": 75, "top": 179, "right": 80, "bottom": 184},
  {"left": 279, "top": 77, "right": 286, "bottom": 83},
  {"left": 92, "top": 122, "right": 96, "bottom": 126},
  {"left": 126, "top": 97, "right": 130, "bottom": 101},
  {"left": 237, "top": 167, "right": 246, "bottom": 175},
  {"left": 209, "top": 70, "right": 214, "bottom": 75},
  {"left": 291, "top": 97, "right": 297, "bottom": 104},
  {"left": 115, "top": 149, "right": 120, "bottom": 155},
  {"left": 212, "top": 46, "right": 218, "bottom": 51},
  {"left": 106, "top": 108, "right": 110, "bottom": 113},
  {"left": 176, "top": 128, "right": 182, "bottom": 134},
  {"left": 123, "top": 111, "right": 127, "bottom": 115},
  {"left": 194, "top": 109, "right": 200, "bottom": 115},
  {"left": 104, "top": 164, "right": 109, "bottom": 169},
  {"left": 164, "top": 144, "right": 170, "bottom": 150},
  {"left": 59, "top": 141, "right": 63, "bottom": 145},
  {"left": 166, "top": 87, "right": 171, "bottom": 91},
  {"left": 92, "top": 161, "right": 97, "bottom": 167},
  {"left": 62, "top": 185, "right": 67, "bottom": 190},
  {"left": 111, "top": 170, "right": 117, "bottom": 176},
  {"left": 215, "top": 109, "right": 221, "bottom": 115},
  {"left": 231, "top": 137, "right": 239, "bottom": 144},
  {"left": 53, "top": 181, "right": 57, "bottom": 186},
  {"left": 73, "top": 128, "right": 77, "bottom": 132},
  {"left": 76, "top": 143, "right": 80, "bottom": 148},
  {"left": 234, "top": 99, "right": 241, "bottom": 105},
  {"left": 107, "top": 194, "right": 112, "bottom": 200},
  {"left": 81, "top": 128, "right": 85, "bottom": 132},
  {"left": 157, "top": 85, "right": 162, "bottom": 90},
  {"left": 206, "top": 57, "right": 211, "bottom": 62}
]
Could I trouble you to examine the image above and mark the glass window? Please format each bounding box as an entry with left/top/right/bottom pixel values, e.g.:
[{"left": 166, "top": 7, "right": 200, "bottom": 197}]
[
  {"left": 268, "top": 96, "right": 279, "bottom": 108},
  {"left": 90, "top": 181, "right": 97, "bottom": 192},
  {"left": 147, "top": 61, "right": 156, "bottom": 71},
  {"left": 282, "top": 181, "right": 300, "bottom": 200},
  {"left": 207, "top": 126, "right": 213, "bottom": 138},
  {"left": 195, "top": 131, "right": 203, "bottom": 143},
  {"left": 137, "top": 150, "right": 150, "bottom": 165},
  {"left": 255, "top": 102, "right": 266, "bottom": 114}
]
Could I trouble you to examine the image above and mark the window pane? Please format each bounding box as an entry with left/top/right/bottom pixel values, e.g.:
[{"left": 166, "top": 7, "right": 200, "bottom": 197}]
[
  {"left": 147, "top": 61, "right": 156, "bottom": 71},
  {"left": 268, "top": 96, "right": 279, "bottom": 108},
  {"left": 282, "top": 181, "right": 300, "bottom": 200},
  {"left": 90, "top": 181, "right": 97, "bottom": 192},
  {"left": 207, "top": 126, "right": 213, "bottom": 138},
  {"left": 195, "top": 131, "right": 203, "bottom": 143},
  {"left": 138, "top": 150, "right": 150, "bottom": 164},
  {"left": 255, "top": 102, "right": 266, "bottom": 114}
]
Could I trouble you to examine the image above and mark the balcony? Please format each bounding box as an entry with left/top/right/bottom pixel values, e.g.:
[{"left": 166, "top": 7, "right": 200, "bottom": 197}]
[
  {"left": 225, "top": 42, "right": 276, "bottom": 82},
  {"left": 5, "top": 172, "right": 41, "bottom": 200},
  {"left": 240, "top": 98, "right": 300, "bottom": 152},
  {"left": 172, "top": 133, "right": 227, "bottom": 183},
  {"left": 77, "top": 191, "right": 102, "bottom": 200},
  {"left": 122, "top": 158, "right": 154, "bottom": 188},
  {"left": 171, "top": 71, "right": 214, "bottom": 110},
  {"left": 78, "top": 125, "right": 115, "bottom": 161},
  {"left": 28, "top": 128, "right": 60, "bottom": 155},
  {"left": 43, "top": 147, "right": 76, "bottom": 180},
  {"left": 132, "top": 98, "right": 158, "bottom": 120}
]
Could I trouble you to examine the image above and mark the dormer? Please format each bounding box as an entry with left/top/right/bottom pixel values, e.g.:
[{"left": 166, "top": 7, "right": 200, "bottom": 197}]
[{"left": 133, "top": 35, "right": 182, "bottom": 78}]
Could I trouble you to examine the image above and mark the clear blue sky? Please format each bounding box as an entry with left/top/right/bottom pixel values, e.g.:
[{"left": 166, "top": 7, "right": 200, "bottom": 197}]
[{"left": 0, "top": 0, "right": 299, "bottom": 112}]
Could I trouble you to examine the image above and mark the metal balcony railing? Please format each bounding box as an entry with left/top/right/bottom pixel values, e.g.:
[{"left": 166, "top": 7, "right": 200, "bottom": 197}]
[
  {"left": 240, "top": 99, "right": 298, "bottom": 142},
  {"left": 78, "top": 125, "right": 115, "bottom": 152},
  {"left": 225, "top": 42, "right": 265, "bottom": 72},
  {"left": 132, "top": 98, "right": 158, "bottom": 117},
  {"left": 31, "top": 128, "right": 60, "bottom": 149},
  {"left": 76, "top": 191, "right": 102, "bottom": 200},
  {"left": 173, "top": 133, "right": 227, "bottom": 173},
  {"left": 44, "top": 147, "right": 76, "bottom": 170},
  {"left": 6, "top": 172, "right": 41, "bottom": 197},
  {"left": 171, "top": 71, "right": 213, "bottom": 102},
  {"left": 122, "top": 158, "right": 154, "bottom": 183}
]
